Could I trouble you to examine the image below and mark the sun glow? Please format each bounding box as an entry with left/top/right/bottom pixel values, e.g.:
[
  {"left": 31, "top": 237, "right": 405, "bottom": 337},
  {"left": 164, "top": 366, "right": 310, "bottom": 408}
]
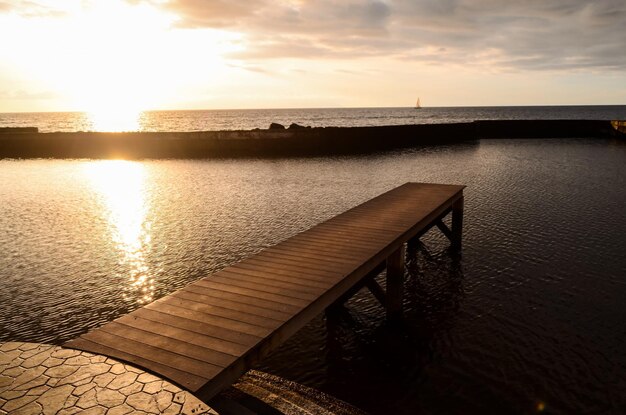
[
  {"left": 0, "top": 0, "right": 241, "bottom": 127},
  {"left": 83, "top": 160, "right": 155, "bottom": 304}
]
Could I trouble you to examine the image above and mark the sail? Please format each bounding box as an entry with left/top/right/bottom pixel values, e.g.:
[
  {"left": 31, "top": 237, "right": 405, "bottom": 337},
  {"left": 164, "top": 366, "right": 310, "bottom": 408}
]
[{"left": 415, "top": 97, "right": 421, "bottom": 109}]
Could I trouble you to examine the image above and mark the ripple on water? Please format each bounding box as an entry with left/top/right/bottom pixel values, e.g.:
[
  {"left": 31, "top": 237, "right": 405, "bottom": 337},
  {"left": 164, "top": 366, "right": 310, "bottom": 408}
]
[{"left": 1, "top": 139, "right": 626, "bottom": 413}]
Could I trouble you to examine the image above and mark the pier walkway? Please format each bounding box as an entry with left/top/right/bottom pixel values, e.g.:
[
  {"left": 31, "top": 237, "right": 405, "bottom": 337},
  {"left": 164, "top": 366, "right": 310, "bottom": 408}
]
[{"left": 65, "top": 182, "right": 465, "bottom": 401}]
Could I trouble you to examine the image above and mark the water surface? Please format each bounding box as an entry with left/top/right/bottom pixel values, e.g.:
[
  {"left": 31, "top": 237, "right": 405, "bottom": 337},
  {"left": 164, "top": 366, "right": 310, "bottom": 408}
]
[{"left": 1, "top": 138, "right": 625, "bottom": 413}]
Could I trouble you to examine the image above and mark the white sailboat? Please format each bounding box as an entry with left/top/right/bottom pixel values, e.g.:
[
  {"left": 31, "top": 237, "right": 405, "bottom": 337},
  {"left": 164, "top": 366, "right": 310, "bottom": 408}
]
[{"left": 415, "top": 97, "right": 422, "bottom": 109}]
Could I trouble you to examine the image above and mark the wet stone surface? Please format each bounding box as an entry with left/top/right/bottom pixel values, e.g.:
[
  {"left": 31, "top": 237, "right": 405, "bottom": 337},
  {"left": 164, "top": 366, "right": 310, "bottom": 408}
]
[{"left": 0, "top": 342, "right": 218, "bottom": 415}]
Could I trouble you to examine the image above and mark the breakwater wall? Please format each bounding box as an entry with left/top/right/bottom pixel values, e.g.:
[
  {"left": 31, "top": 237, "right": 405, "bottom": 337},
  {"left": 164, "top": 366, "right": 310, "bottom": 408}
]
[{"left": 0, "top": 120, "right": 623, "bottom": 159}]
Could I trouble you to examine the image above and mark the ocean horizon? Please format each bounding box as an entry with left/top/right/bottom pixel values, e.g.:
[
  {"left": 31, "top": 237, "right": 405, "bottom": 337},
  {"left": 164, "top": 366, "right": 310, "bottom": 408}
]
[{"left": 1, "top": 105, "right": 625, "bottom": 133}]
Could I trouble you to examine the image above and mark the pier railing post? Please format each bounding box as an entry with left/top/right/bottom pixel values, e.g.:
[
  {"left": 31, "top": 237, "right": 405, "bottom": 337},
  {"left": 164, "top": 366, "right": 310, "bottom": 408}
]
[
  {"left": 451, "top": 196, "right": 464, "bottom": 250},
  {"left": 386, "top": 245, "right": 405, "bottom": 319}
]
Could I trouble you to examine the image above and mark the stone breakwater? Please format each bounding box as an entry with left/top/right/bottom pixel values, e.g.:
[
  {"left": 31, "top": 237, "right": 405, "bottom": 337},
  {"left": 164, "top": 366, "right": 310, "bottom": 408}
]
[{"left": 0, "top": 120, "right": 622, "bottom": 159}]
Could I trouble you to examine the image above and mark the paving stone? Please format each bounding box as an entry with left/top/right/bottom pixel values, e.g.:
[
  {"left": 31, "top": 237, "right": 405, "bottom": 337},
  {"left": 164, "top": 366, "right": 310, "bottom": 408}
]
[
  {"left": 0, "top": 343, "right": 21, "bottom": 352},
  {"left": 14, "top": 374, "right": 49, "bottom": 391},
  {"left": 173, "top": 391, "right": 186, "bottom": 404},
  {"left": 42, "top": 357, "right": 65, "bottom": 368},
  {"left": 64, "top": 355, "right": 91, "bottom": 366},
  {"left": 137, "top": 373, "right": 161, "bottom": 384},
  {"left": 46, "top": 377, "right": 60, "bottom": 387},
  {"left": 94, "top": 372, "right": 116, "bottom": 388},
  {"left": 124, "top": 365, "right": 143, "bottom": 374},
  {"left": 11, "top": 366, "right": 46, "bottom": 389},
  {"left": 110, "top": 364, "right": 126, "bottom": 375},
  {"left": 50, "top": 349, "right": 81, "bottom": 359},
  {"left": 107, "top": 403, "right": 134, "bottom": 415},
  {"left": 37, "top": 384, "right": 74, "bottom": 415},
  {"left": 0, "top": 350, "right": 22, "bottom": 366},
  {"left": 26, "top": 385, "right": 49, "bottom": 395},
  {"left": 163, "top": 402, "right": 182, "bottom": 415},
  {"left": 181, "top": 398, "right": 212, "bottom": 415},
  {"left": 58, "top": 408, "right": 83, "bottom": 415},
  {"left": 74, "top": 383, "right": 96, "bottom": 396},
  {"left": 17, "top": 344, "right": 40, "bottom": 351},
  {"left": 63, "top": 395, "right": 79, "bottom": 408},
  {"left": 21, "top": 350, "right": 53, "bottom": 367},
  {"left": 126, "top": 391, "right": 159, "bottom": 413},
  {"left": 143, "top": 380, "right": 164, "bottom": 394},
  {"left": 155, "top": 390, "right": 173, "bottom": 412},
  {"left": 1, "top": 343, "right": 219, "bottom": 415},
  {"left": 119, "top": 382, "right": 142, "bottom": 395},
  {"left": 81, "top": 405, "right": 107, "bottom": 415},
  {"left": 1, "top": 389, "right": 27, "bottom": 399},
  {"left": 45, "top": 364, "right": 79, "bottom": 378},
  {"left": 0, "top": 367, "right": 22, "bottom": 378},
  {"left": 1, "top": 394, "right": 38, "bottom": 412},
  {"left": 10, "top": 400, "right": 42, "bottom": 415},
  {"left": 76, "top": 388, "right": 98, "bottom": 409},
  {"left": 73, "top": 376, "right": 93, "bottom": 386},
  {"left": 163, "top": 383, "right": 180, "bottom": 393},
  {"left": 0, "top": 376, "right": 13, "bottom": 389},
  {"left": 58, "top": 363, "right": 110, "bottom": 386},
  {"left": 90, "top": 355, "right": 108, "bottom": 363},
  {"left": 107, "top": 372, "right": 138, "bottom": 390},
  {"left": 96, "top": 388, "right": 126, "bottom": 407}
]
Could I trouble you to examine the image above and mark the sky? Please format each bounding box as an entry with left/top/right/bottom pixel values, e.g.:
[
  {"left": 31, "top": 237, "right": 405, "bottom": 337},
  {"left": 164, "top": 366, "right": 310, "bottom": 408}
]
[{"left": 0, "top": 0, "right": 625, "bottom": 112}]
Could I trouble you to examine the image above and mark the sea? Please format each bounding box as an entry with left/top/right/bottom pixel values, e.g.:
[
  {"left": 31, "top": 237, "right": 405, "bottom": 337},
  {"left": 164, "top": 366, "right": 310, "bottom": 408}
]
[
  {"left": 1, "top": 106, "right": 626, "bottom": 414},
  {"left": 0, "top": 105, "right": 625, "bottom": 132}
]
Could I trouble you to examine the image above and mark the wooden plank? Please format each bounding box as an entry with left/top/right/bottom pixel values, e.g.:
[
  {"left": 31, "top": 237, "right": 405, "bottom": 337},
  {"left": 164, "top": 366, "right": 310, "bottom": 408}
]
[
  {"left": 66, "top": 338, "right": 207, "bottom": 391},
  {"left": 203, "top": 274, "right": 319, "bottom": 302},
  {"left": 282, "top": 234, "right": 379, "bottom": 255},
  {"left": 263, "top": 245, "right": 359, "bottom": 265},
  {"left": 99, "top": 321, "right": 237, "bottom": 368},
  {"left": 152, "top": 289, "right": 286, "bottom": 329},
  {"left": 80, "top": 329, "right": 222, "bottom": 379},
  {"left": 273, "top": 237, "right": 374, "bottom": 259},
  {"left": 264, "top": 244, "right": 361, "bottom": 264},
  {"left": 250, "top": 250, "right": 356, "bottom": 274},
  {"left": 114, "top": 314, "right": 248, "bottom": 357},
  {"left": 147, "top": 298, "right": 274, "bottom": 338},
  {"left": 233, "top": 258, "right": 342, "bottom": 280},
  {"left": 295, "top": 229, "right": 384, "bottom": 249},
  {"left": 219, "top": 265, "right": 331, "bottom": 289},
  {"left": 216, "top": 269, "right": 326, "bottom": 296},
  {"left": 180, "top": 281, "right": 302, "bottom": 314},
  {"left": 195, "top": 279, "right": 310, "bottom": 308},
  {"left": 169, "top": 288, "right": 294, "bottom": 320},
  {"left": 128, "top": 307, "right": 257, "bottom": 352}
]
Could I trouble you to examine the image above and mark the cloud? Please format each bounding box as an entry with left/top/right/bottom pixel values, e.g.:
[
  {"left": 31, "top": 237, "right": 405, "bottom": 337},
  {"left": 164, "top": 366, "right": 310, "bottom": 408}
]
[
  {"left": 157, "top": 0, "right": 626, "bottom": 71},
  {"left": 0, "top": 0, "right": 67, "bottom": 17}
]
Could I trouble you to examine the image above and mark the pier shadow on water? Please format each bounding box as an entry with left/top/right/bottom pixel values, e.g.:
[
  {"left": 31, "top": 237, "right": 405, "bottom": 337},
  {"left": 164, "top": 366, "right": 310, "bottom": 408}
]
[{"left": 317, "top": 239, "right": 465, "bottom": 414}]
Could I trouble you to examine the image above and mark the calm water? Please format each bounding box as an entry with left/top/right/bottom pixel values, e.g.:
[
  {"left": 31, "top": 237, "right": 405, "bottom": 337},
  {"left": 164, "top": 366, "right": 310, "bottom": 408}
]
[
  {"left": 1, "top": 137, "right": 625, "bottom": 413},
  {"left": 0, "top": 105, "right": 625, "bottom": 132}
]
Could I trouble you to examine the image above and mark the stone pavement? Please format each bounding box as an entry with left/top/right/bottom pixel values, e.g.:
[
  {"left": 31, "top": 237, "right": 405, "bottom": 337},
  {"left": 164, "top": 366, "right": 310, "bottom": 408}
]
[{"left": 0, "top": 342, "right": 219, "bottom": 415}]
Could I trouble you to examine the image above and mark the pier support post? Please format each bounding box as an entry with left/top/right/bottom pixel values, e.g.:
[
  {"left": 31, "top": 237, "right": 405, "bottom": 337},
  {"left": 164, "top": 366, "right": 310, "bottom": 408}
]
[
  {"left": 386, "top": 245, "right": 405, "bottom": 319},
  {"left": 451, "top": 196, "right": 464, "bottom": 250}
]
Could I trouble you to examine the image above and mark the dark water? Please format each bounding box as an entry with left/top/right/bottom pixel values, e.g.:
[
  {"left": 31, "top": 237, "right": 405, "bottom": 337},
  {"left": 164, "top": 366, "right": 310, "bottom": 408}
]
[
  {"left": 1, "top": 105, "right": 625, "bottom": 132},
  {"left": 1, "top": 138, "right": 626, "bottom": 413}
]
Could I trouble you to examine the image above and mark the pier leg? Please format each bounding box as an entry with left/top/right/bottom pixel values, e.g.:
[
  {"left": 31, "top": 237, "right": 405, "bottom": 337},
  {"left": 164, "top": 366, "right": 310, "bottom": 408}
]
[
  {"left": 386, "top": 245, "right": 405, "bottom": 320},
  {"left": 451, "top": 196, "right": 464, "bottom": 250}
]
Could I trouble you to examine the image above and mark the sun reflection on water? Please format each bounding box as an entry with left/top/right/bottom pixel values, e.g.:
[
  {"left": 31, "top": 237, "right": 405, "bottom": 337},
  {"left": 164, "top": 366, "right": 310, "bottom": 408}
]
[{"left": 82, "top": 160, "right": 154, "bottom": 304}]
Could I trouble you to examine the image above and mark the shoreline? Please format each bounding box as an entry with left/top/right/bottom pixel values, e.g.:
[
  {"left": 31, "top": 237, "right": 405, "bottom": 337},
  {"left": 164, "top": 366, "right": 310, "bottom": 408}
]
[{"left": 0, "top": 120, "right": 623, "bottom": 159}]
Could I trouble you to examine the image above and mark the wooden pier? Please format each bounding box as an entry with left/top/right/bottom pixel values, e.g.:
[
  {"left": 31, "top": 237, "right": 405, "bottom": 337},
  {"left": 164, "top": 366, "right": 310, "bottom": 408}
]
[{"left": 65, "top": 182, "right": 465, "bottom": 401}]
